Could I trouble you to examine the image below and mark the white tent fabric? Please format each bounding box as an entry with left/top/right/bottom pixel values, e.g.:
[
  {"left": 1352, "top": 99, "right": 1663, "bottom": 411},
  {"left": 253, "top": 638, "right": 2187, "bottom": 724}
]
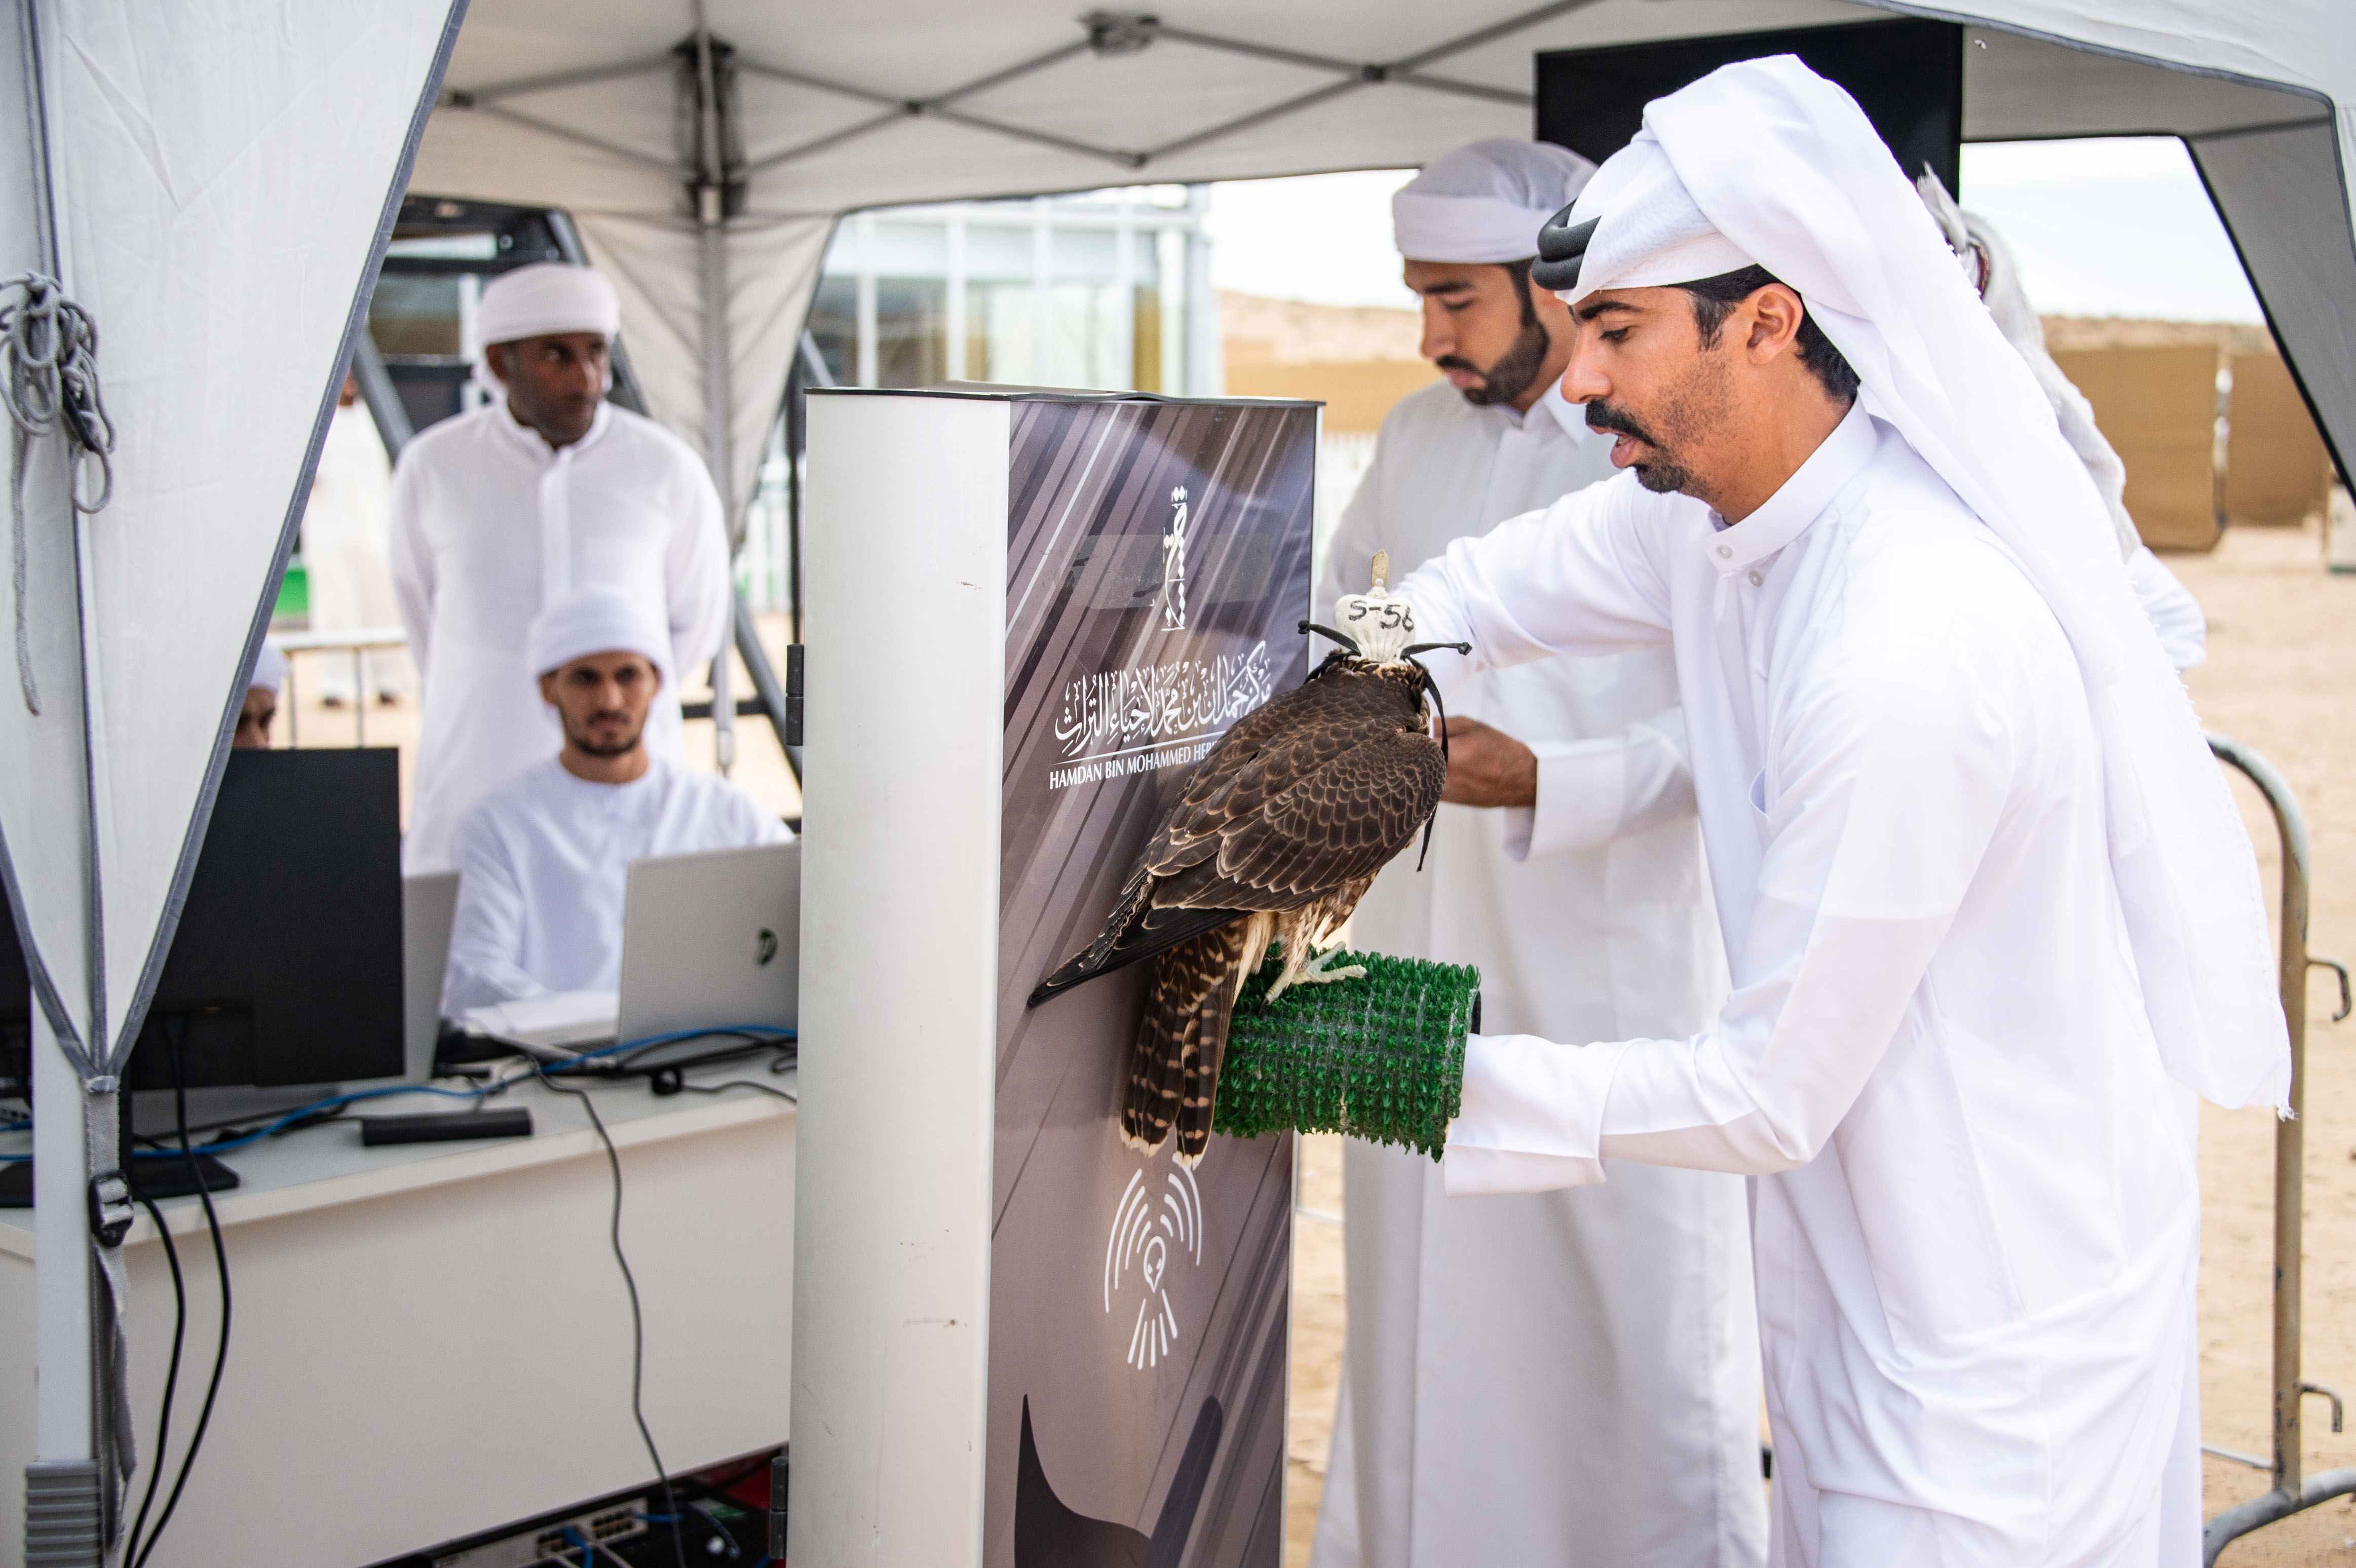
[
  {"left": 5, "top": 0, "right": 461, "bottom": 1544},
  {"left": 2, "top": 0, "right": 463, "bottom": 1072},
  {"left": 60, "top": 3, "right": 465, "bottom": 1065},
  {"left": 408, "top": 0, "right": 2356, "bottom": 537}
]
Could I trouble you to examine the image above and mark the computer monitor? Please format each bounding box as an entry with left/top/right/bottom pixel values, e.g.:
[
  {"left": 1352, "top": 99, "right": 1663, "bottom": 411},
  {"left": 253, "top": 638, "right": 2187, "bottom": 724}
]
[{"left": 0, "top": 747, "right": 405, "bottom": 1200}]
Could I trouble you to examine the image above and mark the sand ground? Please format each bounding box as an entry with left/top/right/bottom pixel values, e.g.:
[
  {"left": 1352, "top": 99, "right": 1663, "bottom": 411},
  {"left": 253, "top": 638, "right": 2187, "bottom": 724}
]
[{"left": 1280, "top": 520, "right": 2356, "bottom": 1565}]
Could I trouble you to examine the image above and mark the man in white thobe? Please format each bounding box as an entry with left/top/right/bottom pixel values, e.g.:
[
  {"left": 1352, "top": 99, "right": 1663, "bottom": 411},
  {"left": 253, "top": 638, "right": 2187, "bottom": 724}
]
[
  {"left": 1398, "top": 59, "right": 2287, "bottom": 1566},
  {"left": 1311, "top": 141, "right": 1765, "bottom": 1568},
  {"left": 392, "top": 261, "right": 733, "bottom": 872},
  {"left": 442, "top": 588, "right": 787, "bottom": 1016},
  {"left": 301, "top": 375, "right": 409, "bottom": 704}
]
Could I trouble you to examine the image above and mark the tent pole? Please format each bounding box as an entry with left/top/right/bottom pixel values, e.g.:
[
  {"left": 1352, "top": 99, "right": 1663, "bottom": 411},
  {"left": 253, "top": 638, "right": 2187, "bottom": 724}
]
[
  {"left": 30, "top": 999, "right": 93, "bottom": 1461},
  {"left": 701, "top": 206, "right": 736, "bottom": 775},
  {"left": 17, "top": 3, "right": 104, "bottom": 1557},
  {"left": 26, "top": 995, "right": 103, "bottom": 1566},
  {"left": 350, "top": 329, "right": 415, "bottom": 461},
  {"left": 690, "top": 19, "right": 739, "bottom": 775}
]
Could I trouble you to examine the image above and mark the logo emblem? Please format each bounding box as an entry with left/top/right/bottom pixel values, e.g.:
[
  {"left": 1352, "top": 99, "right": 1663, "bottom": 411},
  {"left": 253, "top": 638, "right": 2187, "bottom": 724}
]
[
  {"left": 1104, "top": 1160, "right": 1203, "bottom": 1370},
  {"left": 755, "top": 928, "right": 778, "bottom": 966},
  {"left": 1159, "top": 485, "right": 1189, "bottom": 631}
]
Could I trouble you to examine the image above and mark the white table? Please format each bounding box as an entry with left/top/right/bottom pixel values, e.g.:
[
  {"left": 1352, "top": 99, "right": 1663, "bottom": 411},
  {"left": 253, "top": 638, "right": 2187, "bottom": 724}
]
[{"left": 0, "top": 1061, "right": 795, "bottom": 1568}]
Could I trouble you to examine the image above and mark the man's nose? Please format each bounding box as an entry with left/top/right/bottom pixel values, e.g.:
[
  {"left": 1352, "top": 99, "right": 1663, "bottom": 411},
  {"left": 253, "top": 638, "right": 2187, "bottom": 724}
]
[
  {"left": 1561, "top": 339, "right": 1609, "bottom": 405},
  {"left": 1419, "top": 300, "right": 1453, "bottom": 365}
]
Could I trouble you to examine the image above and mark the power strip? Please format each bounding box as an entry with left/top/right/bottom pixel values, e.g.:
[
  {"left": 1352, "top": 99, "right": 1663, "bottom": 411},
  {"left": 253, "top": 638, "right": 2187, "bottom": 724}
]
[{"left": 430, "top": 1501, "right": 648, "bottom": 1568}]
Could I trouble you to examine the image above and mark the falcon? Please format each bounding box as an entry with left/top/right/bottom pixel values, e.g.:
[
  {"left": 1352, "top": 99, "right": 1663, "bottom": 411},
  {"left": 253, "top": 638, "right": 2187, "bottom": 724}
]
[{"left": 1028, "top": 554, "right": 1464, "bottom": 1165}]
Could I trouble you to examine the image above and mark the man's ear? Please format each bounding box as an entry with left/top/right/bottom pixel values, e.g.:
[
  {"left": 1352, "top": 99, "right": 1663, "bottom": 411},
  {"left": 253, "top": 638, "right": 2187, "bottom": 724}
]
[
  {"left": 1745, "top": 284, "right": 1808, "bottom": 362},
  {"left": 486, "top": 342, "right": 511, "bottom": 382},
  {"left": 538, "top": 670, "right": 558, "bottom": 706}
]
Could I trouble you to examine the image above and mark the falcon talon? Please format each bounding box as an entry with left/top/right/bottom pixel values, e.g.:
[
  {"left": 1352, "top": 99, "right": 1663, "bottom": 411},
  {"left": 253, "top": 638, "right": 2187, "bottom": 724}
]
[{"left": 1303, "top": 950, "right": 1367, "bottom": 984}]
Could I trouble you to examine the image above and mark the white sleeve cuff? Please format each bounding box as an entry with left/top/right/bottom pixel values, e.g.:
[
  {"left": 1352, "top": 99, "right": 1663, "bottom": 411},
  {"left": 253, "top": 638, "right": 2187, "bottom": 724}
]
[
  {"left": 1501, "top": 739, "right": 1628, "bottom": 862},
  {"left": 1441, "top": 1033, "right": 1633, "bottom": 1196}
]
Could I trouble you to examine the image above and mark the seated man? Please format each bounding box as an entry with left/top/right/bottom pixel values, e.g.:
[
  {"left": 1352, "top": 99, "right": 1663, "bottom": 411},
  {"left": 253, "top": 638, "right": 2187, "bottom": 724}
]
[
  {"left": 233, "top": 644, "right": 288, "bottom": 749},
  {"left": 441, "top": 586, "right": 789, "bottom": 1015}
]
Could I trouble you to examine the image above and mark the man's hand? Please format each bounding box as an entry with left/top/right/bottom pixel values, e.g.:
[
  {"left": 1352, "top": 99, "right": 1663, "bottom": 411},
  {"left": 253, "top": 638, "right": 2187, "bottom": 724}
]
[{"left": 1438, "top": 716, "right": 1537, "bottom": 809}]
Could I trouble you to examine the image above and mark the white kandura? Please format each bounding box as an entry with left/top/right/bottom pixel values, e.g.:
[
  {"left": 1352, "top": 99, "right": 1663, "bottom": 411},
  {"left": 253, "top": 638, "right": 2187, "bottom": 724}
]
[
  {"left": 1409, "top": 404, "right": 2209, "bottom": 1565},
  {"left": 1311, "top": 371, "right": 1766, "bottom": 1568},
  {"left": 391, "top": 398, "right": 733, "bottom": 873}
]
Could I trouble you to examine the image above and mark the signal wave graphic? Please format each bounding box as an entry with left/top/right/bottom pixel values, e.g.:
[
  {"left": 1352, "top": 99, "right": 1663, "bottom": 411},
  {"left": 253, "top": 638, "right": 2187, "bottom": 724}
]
[{"left": 1103, "top": 1161, "right": 1204, "bottom": 1371}]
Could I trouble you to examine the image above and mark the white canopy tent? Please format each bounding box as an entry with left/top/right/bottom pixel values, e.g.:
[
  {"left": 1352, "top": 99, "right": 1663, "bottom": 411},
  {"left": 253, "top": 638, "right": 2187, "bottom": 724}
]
[
  {"left": 11, "top": 0, "right": 2355, "bottom": 1559},
  {"left": 411, "top": 0, "right": 2356, "bottom": 529}
]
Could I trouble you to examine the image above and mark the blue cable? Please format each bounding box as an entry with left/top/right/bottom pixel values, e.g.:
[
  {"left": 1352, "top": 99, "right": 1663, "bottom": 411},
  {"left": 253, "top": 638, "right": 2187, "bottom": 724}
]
[{"left": 0, "top": 1025, "right": 795, "bottom": 1164}]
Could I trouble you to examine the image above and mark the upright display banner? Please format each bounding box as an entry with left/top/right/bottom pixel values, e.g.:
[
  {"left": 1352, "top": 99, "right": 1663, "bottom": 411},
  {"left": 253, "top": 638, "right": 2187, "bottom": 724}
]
[{"left": 992, "top": 398, "right": 1315, "bottom": 1565}]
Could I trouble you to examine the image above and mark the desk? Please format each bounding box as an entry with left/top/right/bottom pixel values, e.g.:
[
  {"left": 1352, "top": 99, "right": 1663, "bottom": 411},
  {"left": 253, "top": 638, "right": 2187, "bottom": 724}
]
[{"left": 0, "top": 1063, "right": 795, "bottom": 1568}]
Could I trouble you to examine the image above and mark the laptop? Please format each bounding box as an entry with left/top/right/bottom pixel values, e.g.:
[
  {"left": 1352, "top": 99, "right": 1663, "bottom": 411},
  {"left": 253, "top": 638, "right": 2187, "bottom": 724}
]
[
  {"left": 618, "top": 838, "right": 801, "bottom": 1043},
  {"left": 403, "top": 870, "right": 462, "bottom": 1079},
  {"left": 452, "top": 840, "right": 800, "bottom": 1058}
]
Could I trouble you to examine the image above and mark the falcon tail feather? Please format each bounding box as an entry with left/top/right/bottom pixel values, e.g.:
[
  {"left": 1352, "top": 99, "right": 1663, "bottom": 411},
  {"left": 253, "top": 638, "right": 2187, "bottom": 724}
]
[
  {"left": 1027, "top": 904, "right": 1252, "bottom": 1008},
  {"left": 1125, "top": 924, "right": 1251, "bottom": 1161}
]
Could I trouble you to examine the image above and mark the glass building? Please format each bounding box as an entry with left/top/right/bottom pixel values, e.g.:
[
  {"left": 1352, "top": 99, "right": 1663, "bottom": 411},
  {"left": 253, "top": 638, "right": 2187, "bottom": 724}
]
[{"left": 801, "top": 186, "right": 1220, "bottom": 396}]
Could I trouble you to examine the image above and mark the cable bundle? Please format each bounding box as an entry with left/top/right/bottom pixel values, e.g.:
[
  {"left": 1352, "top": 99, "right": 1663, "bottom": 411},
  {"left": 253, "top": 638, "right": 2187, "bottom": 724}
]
[{"left": 1212, "top": 949, "right": 1478, "bottom": 1161}]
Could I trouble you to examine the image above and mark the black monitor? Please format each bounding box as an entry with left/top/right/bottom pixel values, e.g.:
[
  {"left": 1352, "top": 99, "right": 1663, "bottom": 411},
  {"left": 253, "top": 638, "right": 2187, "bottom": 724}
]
[
  {"left": 0, "top": 748, "right": 404, "bottom": 1199},
  {"left": 1536, "top": 18, "right": 1964, "bottom": 200}
]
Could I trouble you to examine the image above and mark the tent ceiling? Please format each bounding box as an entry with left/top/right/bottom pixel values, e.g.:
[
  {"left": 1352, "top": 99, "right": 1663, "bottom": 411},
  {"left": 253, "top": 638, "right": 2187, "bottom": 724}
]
[
  {"left": 407, "top": 0, "right": 2356, "bottom": 520},
  {"left": 424, "top": 2, "right": 2338, "bottom": 218},
  {"left": 425, "top": 1, "right": 1880, "bottom": 216}
]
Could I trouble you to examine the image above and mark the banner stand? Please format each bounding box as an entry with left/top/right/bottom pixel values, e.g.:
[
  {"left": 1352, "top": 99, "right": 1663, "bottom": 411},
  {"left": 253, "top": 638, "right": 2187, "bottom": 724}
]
[{"left": 792, "top": 387, "right": 1317, "bottom": 1565}]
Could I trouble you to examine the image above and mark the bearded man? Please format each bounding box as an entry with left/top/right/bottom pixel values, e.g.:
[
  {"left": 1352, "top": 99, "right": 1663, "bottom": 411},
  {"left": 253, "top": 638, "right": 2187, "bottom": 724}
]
[
  {"left": 1311, "top": 139, "right": 1765, "bottom": 1568},
  {"left": 440, "top": 587, "right": 787, "bottom": 1016},
  {"left": 1399, "top": 59, "right": 2286, "bottom": 1566}
]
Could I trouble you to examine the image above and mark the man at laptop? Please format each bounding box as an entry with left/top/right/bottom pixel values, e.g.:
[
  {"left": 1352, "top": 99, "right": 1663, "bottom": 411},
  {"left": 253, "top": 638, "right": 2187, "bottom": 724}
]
[{"left": 441, "top": 586, "right": 790, "bottom": 1016}]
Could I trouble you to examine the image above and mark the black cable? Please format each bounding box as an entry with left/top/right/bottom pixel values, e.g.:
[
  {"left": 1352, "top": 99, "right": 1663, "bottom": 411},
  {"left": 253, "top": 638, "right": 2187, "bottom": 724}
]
[
  {"left": 538, "top": 1070, "right": 688, "bottom": 1568},
  {"left": 131, "top": 1026, "right": 232, "bottom": 1568},
  {"left": 644, "top": 1044, "right": 799, "bottom": 1103},
  {"left": 121, "top": 1182, "right": 185, "bottom": 1568},
  {"left": 662, "top": 1076, "right": 797, "bottom": 1106},
  {"left": 612, "top": 1034, "right": 790, "bottom": 1079}
]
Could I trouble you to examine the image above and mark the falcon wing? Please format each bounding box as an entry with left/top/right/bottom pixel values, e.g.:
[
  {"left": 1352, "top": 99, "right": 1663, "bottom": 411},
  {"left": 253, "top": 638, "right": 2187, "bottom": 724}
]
[
  {"left": 1029, "top": 668, "right": 1438, "bottom": 1006},
  {"left": 1150, "top": 728, "right": 1443, "bottom": 912}
]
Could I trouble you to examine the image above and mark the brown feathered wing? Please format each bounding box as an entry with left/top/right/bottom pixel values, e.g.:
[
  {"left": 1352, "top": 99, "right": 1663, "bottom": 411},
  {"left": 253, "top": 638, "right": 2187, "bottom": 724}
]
[{"left": 1033, "top": 657, "right": 1445, "bottom": 1164}]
